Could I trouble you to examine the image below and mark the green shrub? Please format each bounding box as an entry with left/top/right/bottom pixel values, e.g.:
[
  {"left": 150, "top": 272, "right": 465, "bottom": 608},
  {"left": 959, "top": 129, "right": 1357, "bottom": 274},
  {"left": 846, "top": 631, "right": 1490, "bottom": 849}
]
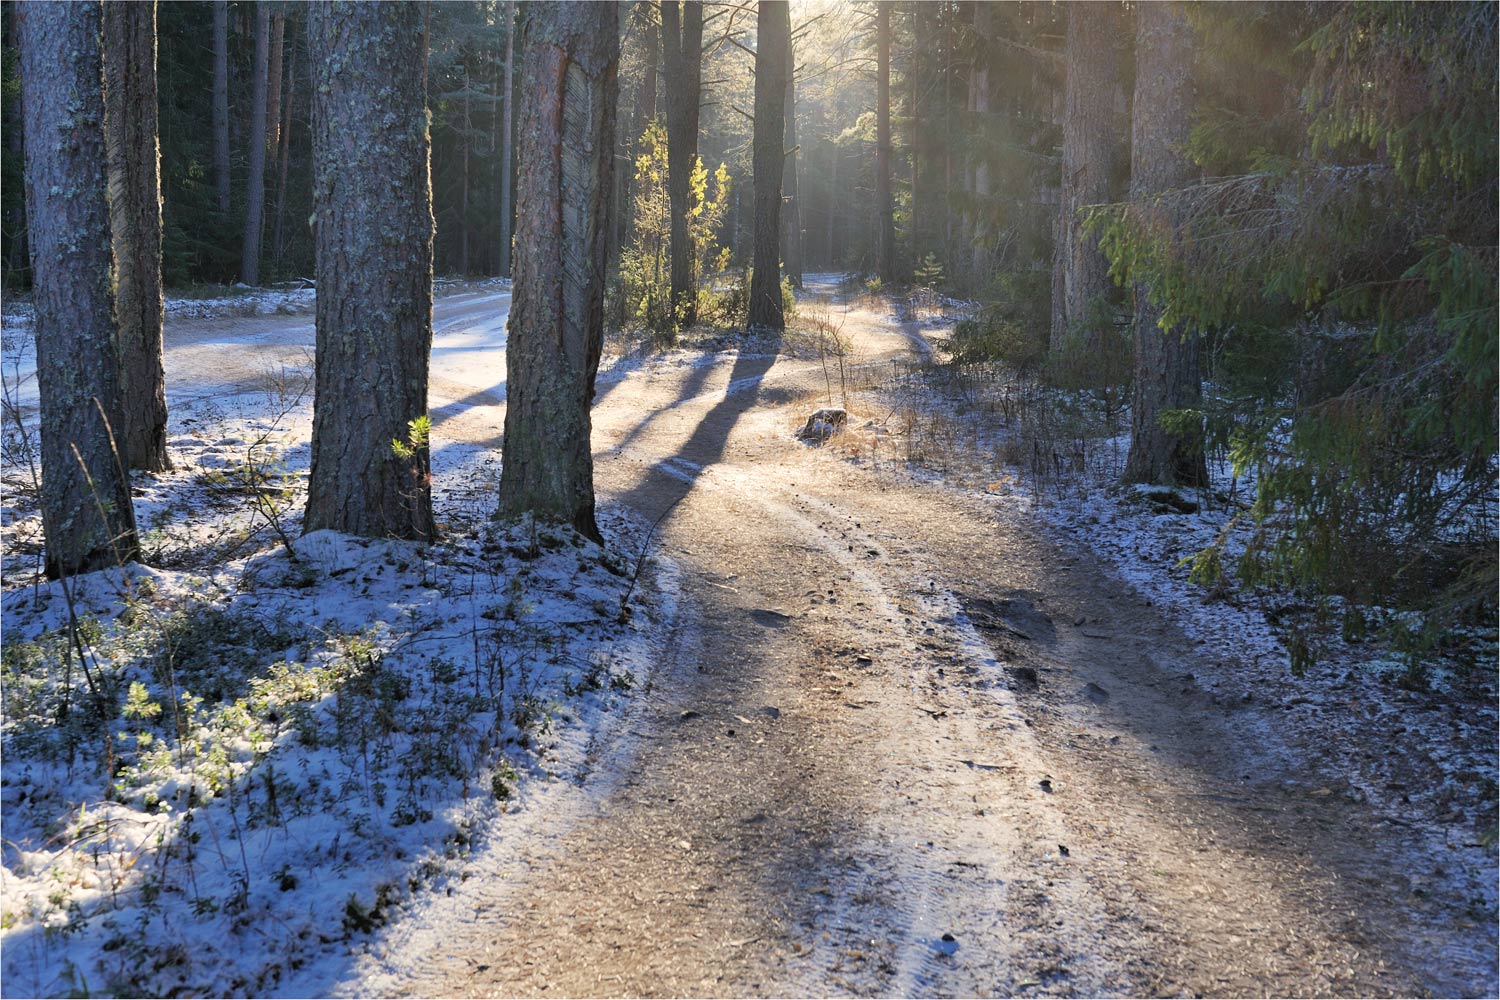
[{"left": 619, "top": 121, "right": 731, "bottom": 340}]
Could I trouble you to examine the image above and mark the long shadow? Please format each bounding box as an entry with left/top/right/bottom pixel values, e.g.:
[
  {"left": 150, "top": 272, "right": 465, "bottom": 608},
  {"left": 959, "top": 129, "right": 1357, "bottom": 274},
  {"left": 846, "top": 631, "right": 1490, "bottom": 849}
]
[
  {"left": 599, "top": 354, "right": 721, "bottom": 464},
  {"left": 425, "top": 338, "right": 778, "bottom": 506},
  {"left": 428, "top": 384, "right": 506, "bottom": 432},
  {"left": 606, "top": 342, "right": 782, "bottom": 525},
  {"left": 590, "top": 342, "right": 661, "bottom": 409}
]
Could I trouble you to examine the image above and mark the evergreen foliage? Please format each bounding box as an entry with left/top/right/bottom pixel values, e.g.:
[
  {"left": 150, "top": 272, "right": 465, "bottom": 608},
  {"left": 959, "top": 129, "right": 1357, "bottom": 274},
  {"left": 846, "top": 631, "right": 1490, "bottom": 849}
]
[{"left": 1088, "top": 1, "right": 1497, "bottom": 639}]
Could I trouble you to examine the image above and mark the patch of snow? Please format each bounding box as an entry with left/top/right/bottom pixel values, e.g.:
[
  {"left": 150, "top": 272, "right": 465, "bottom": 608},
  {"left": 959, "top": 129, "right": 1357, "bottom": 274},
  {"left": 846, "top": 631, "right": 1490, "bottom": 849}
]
[{"left": 0, "top": 276, "right": 678, "bottom": 998}]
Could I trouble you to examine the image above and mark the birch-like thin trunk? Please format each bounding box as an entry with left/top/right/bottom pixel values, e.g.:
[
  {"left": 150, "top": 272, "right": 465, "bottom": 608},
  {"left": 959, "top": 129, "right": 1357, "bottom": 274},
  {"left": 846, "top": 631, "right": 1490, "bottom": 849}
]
[
  {"left": 499, "top": 1, "right": 618, "bottom": 541},
  {"left": 304, "top": 1, "right": 435, "bottom": 541},
  {"left": 747, "top": 0, "right": 789, "bottom": 331},
  {"left": 18, "top": 0, "right": 140, "bottom": 578},
  {"left": 104, "top": 0, "right": 170, "bottom": 473}
]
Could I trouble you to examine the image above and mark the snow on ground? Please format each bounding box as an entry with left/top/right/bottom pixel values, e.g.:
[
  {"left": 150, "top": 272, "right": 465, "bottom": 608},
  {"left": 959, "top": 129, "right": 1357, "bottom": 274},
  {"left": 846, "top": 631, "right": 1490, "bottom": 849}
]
[{"left": 0, "top": 278, "right": 679, "bottom": 998}]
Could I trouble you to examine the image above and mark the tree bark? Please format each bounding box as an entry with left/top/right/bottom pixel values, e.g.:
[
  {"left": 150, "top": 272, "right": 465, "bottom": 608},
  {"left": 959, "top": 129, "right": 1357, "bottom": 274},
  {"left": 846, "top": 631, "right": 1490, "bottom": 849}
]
[
  {"left": 2, "top": 7, "right": 27, "bottom": 286},
  {"left": 605, "top": 2, "right": 630, "bottom": 300},
  {"left": 908, "top": 5, "right": 924, "bottom": 263},
  {"left": 213, "top": 0, "right": 230, "bottom": 217},
  {"left": 499, "top": 1, "right": 618, "bottom": 541},
  {"left": 460, "top": 67, "right": 472, "bottom": 276},
  {"left": 18, "top": 0, "right": 140, "bottom": 578},
  {"left": 617, "top": 1, "right": 659, "bottom": 276},
  {"left": 267, "top": 11, "right": 284, "bottom": 162},
  {"left": 104, "top": 0, "right": 170, "bottom": 473},
  {"left": 781, "top": 34, "right": 802, "bottom": 289},
  {"left": 1123, "top": 2, "right": 1207, "bottom": 488},
  {"left": 969, "top": 1, "right": 994, "bottom": 284},
  {"left": 304, "top": 1, "right": 435, "bottom": 541},
  {"left": 272, "top": 30, "right": 296, "bottom": 265},
  {"left": 615, "top": 0, "right": 657, "bottom": 269},
  {"left": 747, "top": 0, "right": 788, "bottom": 331},
  {"left": 240, "top": 4, "right": 269, "bottom": 285},
  {"left": 875, "top": 1, "right": 895, "bottom": 283},
  {"left": 943, "top": 3, "right": 954, "bottom": 256},
  {"left": 826, "top": 143, "right": 837, "bottom": 268},
  {"left": 959, "top": 3, "right": 976, "bottom": 285},
  {"left": 1051, "top": 1, "right": 1120, "bottom": 354},
  {"left": 660, "top": 1, "right": 703, "bottom": 333},
  {"left": 498, "top": 0, "right": 516, "bottom": 277}
]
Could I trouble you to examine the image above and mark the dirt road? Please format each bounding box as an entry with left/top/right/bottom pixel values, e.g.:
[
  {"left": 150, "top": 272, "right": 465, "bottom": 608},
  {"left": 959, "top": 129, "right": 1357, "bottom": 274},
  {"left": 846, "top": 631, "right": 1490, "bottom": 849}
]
[{"left": 302, "top": 287, "right": 1492, "bottom": 998}]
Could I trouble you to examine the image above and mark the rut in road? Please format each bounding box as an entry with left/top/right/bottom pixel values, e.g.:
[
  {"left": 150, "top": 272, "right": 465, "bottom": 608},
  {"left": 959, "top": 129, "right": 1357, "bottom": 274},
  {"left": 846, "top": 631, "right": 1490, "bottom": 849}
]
[{"left": 338, "top": 300, "right": 1489, "bottom": 998}]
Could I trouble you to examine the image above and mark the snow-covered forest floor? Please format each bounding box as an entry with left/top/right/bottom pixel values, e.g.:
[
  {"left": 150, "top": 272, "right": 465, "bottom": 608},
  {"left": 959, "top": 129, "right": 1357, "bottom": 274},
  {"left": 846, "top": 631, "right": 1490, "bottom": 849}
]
[
  {"left": 0, "top": 284, "right": 678, "bottom": 997},
  {"left": 1, "top": 277, "right": 1494, "bottom": 997}
]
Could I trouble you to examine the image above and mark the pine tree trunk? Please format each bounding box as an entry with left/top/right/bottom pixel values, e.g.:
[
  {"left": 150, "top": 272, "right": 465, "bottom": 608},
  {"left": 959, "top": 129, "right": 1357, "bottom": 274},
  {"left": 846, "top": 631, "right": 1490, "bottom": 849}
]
[
  {"left": 104, "top": 0, "right": 170, "bottom": 474},
  {"left": 460, "top": 68, "right": 471, "bottom": 276},
  {"left": 499, "top": 1, "right": 618, "bottom": 541},
  {"left": 213, "top": 0, "right": 230, "bottom": 217},
  {"left": 908, "top": 5, "right": 923, "bottom": 263},
  {"left": 2, "top": 11, "right": 25, "bottom": 285},
  {"left": 1123, "top": 2, "right": 1207, "bottom": 488},
  {"left": 240, "top": 5, "right": 269, "bottom": 285},
  {"left": 18, "top": 1, "right": 139, "bottom": 578},
  {"left": 1051, "top": 2, "right": 1120, "bottom": 354},
  {"left": 272, "top": 34, "right": 295, "bottom": 266},
  {"left": 498, "top": 0, "right": 516, "bottom": 278},
  {"left": 605, "top": 3, "right": 630, "bottom": 302},
  {"left": 304, "top": 1, "right": 435, "bottom": 541},
  {"left": 782, "top": 36, "right": 802, "bottom": 290},
  {"left": 661, "top": 0, "right": 703, "bottom": 334},
  {"left": 970, "top": 1, "right": 993, "bottom": 284},
  {"left": 959, "top": 3, "right": 978, "bottom": 286},
  {"left": 942, "top": 4, "right": 955, "bottom": 258},
  {"left": 874, "top": 0, "right": 895, "bottom": 283},
  {"left": 618, "top": 1, "right": 658, "bottom": 271},
  {"left": 826, "top": 144, "right": 837, "bottom": 267},
  {"left": 747, "top": 0, "right": 788, "bottom": 331},
  {"left": 266, "top": 12, "right": 284, "bottom": 163}
]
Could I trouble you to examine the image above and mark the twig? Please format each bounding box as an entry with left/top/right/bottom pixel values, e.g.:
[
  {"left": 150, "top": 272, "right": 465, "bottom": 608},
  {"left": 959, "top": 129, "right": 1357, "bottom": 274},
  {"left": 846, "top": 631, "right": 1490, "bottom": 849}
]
[{"left": 618, "top": 488, "right": 689, "bottom": 621}]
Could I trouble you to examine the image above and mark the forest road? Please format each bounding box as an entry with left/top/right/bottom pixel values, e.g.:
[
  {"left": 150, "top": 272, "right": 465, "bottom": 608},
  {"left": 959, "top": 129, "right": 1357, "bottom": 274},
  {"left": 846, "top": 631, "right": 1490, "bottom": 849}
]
[
  {"left": 354, "top": 290, "right": 1489, "bottom": 998},
  {"left": 4, "top": 286, "right": 515, "bottom": 418}
]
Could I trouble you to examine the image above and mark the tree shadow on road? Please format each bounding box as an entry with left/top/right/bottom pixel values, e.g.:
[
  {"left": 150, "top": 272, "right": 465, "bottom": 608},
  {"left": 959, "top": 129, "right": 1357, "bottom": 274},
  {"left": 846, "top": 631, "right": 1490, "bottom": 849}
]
[{"left": 605, "top": 341, "right": 782, "bottom": 525}]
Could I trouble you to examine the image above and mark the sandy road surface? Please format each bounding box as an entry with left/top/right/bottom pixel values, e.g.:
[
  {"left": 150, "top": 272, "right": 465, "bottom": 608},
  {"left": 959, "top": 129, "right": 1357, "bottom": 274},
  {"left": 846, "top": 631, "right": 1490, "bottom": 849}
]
[{"left": 309, "top": 288, "right": 1492, "bottom": 998}]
